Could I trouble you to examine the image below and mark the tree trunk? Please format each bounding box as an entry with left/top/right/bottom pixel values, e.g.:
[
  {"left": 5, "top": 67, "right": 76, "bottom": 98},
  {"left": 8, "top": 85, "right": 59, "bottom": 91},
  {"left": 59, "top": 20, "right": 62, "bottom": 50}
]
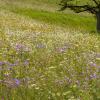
[{"left": 96, "top": 11, "right": 100, "bottom": 33}]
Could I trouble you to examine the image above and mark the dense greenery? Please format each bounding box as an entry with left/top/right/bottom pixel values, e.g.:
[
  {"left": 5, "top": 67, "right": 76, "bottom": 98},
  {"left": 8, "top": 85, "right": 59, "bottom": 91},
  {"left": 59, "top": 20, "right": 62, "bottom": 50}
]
[
  {"left": 0, "top": 0, "right": 100, "bottom": 100},
  {"left": 60, "top": 0, "right": 100, "bottom": 32},
  {"left": 0, "top": 0, "right": 96, "bottom": 32}
]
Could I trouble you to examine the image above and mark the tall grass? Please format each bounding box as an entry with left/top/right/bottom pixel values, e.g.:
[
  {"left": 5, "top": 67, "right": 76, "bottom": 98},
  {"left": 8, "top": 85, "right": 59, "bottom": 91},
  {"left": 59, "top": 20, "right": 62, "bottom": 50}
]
[
  {"left": 0, "top": 9, "right": 100, "bottom": 100},
  {"left": 0, "top": 0, "right": 96, "bottom": 32},
  {"left": 10, "top": 8, "right": 96, "bottom": 32}
]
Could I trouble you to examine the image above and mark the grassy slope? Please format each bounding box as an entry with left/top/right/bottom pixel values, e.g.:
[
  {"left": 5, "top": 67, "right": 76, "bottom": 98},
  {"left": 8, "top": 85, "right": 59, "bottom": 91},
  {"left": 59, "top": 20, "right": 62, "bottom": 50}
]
[
  {"left": 0, "top": 9, "right": 100, "bottom": 100},
  {"left": 0, "top": 0, "right": 100, "bottom": 100},
  {"left": 0, "top": 0, "right": 96, "bottom": 32},
  {"left": 11, "top": 8, "right": 95, "bottom": 32}
]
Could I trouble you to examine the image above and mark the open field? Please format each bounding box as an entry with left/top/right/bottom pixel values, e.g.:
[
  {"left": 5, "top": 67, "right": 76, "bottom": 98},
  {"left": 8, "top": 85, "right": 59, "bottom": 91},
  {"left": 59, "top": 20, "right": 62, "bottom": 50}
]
[
  {"left": 0, "top": 0, "right": 100, "bottom": 100},
  {"left": 0, "top": 0, "right": 96, "bottom": 32}
]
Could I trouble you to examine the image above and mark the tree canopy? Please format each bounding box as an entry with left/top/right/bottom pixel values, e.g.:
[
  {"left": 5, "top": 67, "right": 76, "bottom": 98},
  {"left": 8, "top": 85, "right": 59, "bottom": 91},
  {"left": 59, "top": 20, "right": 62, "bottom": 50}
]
[
  {"left": 60, "top": 0, "right": 100, "bottom": 14},
  {"left": 59, "top": 0, "right": 100, "bottom": 33}
]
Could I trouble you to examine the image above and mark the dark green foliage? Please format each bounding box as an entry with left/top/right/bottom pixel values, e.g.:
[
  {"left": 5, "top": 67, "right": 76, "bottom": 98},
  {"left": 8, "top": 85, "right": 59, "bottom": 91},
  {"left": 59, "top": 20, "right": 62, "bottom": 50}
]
[
  {"left": 60, "top": 0, "right": 100, "bottom": 14},
  {"left": 60, "top": 0, "right": 100, "bottom": 33}
]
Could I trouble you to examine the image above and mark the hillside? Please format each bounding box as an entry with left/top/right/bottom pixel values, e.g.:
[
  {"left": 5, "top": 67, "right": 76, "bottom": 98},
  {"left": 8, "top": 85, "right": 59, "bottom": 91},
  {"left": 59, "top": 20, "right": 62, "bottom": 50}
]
[
  {"left": 0, "top": 0, "right": 100, "bottom": 100},
  {"left": 0, "top": 0, "right": 96, "bottom": 32}
]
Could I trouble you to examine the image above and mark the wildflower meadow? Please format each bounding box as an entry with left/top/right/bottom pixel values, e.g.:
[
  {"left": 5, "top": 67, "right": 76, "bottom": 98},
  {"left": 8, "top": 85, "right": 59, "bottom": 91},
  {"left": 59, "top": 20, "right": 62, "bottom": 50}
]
[{"left": 0, "top": 0, "right": 100, "bottom": 100}]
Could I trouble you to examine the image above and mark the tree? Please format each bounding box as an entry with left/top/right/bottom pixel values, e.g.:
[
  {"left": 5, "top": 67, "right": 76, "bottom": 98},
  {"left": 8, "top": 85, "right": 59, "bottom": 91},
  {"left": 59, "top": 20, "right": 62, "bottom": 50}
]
[{"left": 59, "top": 0, "right": 100, "bottom": 33}]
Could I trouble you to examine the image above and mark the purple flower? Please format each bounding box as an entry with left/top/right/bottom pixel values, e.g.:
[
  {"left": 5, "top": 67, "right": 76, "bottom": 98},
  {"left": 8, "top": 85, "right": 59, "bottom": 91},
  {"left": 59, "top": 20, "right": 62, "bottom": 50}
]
[
  {"left": 90, "top": 73, "right": 97, "bottom": 79},
  {"left": 1, "top": 78, "right": 20, "bottom": 88},
  {"left": 89, "top": 62, "right": 97, "bottom": 67},
  {"left": 5, "top": 61, "right": 17, "bottom": 67},
  {"left": 56, "top": 45, "right": 68, "bottom": 53},
  {"left": 15, "top": 44, "right": 30, "bottom": 52},
  {"left": 24, "top": 60, "right": 29, "bottom": 66},
  {"left": 15, "top": 44, "right": 24, "bottom": 51},
  {"left": 8, "top": 63, "right": 15, "bottom": 67},
  {"left": 0, "top": 62, "right": 4, "bottom": 66},
  {"left": 14, "top": 79, "right": 20, "bottom": 86}
]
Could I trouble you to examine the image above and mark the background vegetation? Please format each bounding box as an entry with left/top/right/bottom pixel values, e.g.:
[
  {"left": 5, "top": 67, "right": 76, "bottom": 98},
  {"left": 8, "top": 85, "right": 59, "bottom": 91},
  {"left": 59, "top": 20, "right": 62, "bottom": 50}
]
[{"left": 0, "top": 0, "right": 100, "bottom": 100}]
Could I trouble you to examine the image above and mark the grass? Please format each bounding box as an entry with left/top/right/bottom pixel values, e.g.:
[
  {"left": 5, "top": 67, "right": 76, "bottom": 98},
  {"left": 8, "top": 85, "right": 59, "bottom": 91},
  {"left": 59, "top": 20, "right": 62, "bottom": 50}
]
[
  {"left": 0, "top": 0, "right": 96, "bottom": 32},
  {"left": 10, "top": 8, "right": 96, "bottom": 32},
  {"left": 0, "top": 0, "right": 100, "bottom": 100}
]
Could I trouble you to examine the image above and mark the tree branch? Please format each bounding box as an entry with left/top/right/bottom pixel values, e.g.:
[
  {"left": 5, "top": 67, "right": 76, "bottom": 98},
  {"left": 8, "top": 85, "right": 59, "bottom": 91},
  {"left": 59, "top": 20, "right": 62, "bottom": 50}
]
[
  {"left": 60, "top": 4, "right": 97, "bottom": 14},
  {"left": 92, "top": 0, "right": 99, "bottom": 5}
]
